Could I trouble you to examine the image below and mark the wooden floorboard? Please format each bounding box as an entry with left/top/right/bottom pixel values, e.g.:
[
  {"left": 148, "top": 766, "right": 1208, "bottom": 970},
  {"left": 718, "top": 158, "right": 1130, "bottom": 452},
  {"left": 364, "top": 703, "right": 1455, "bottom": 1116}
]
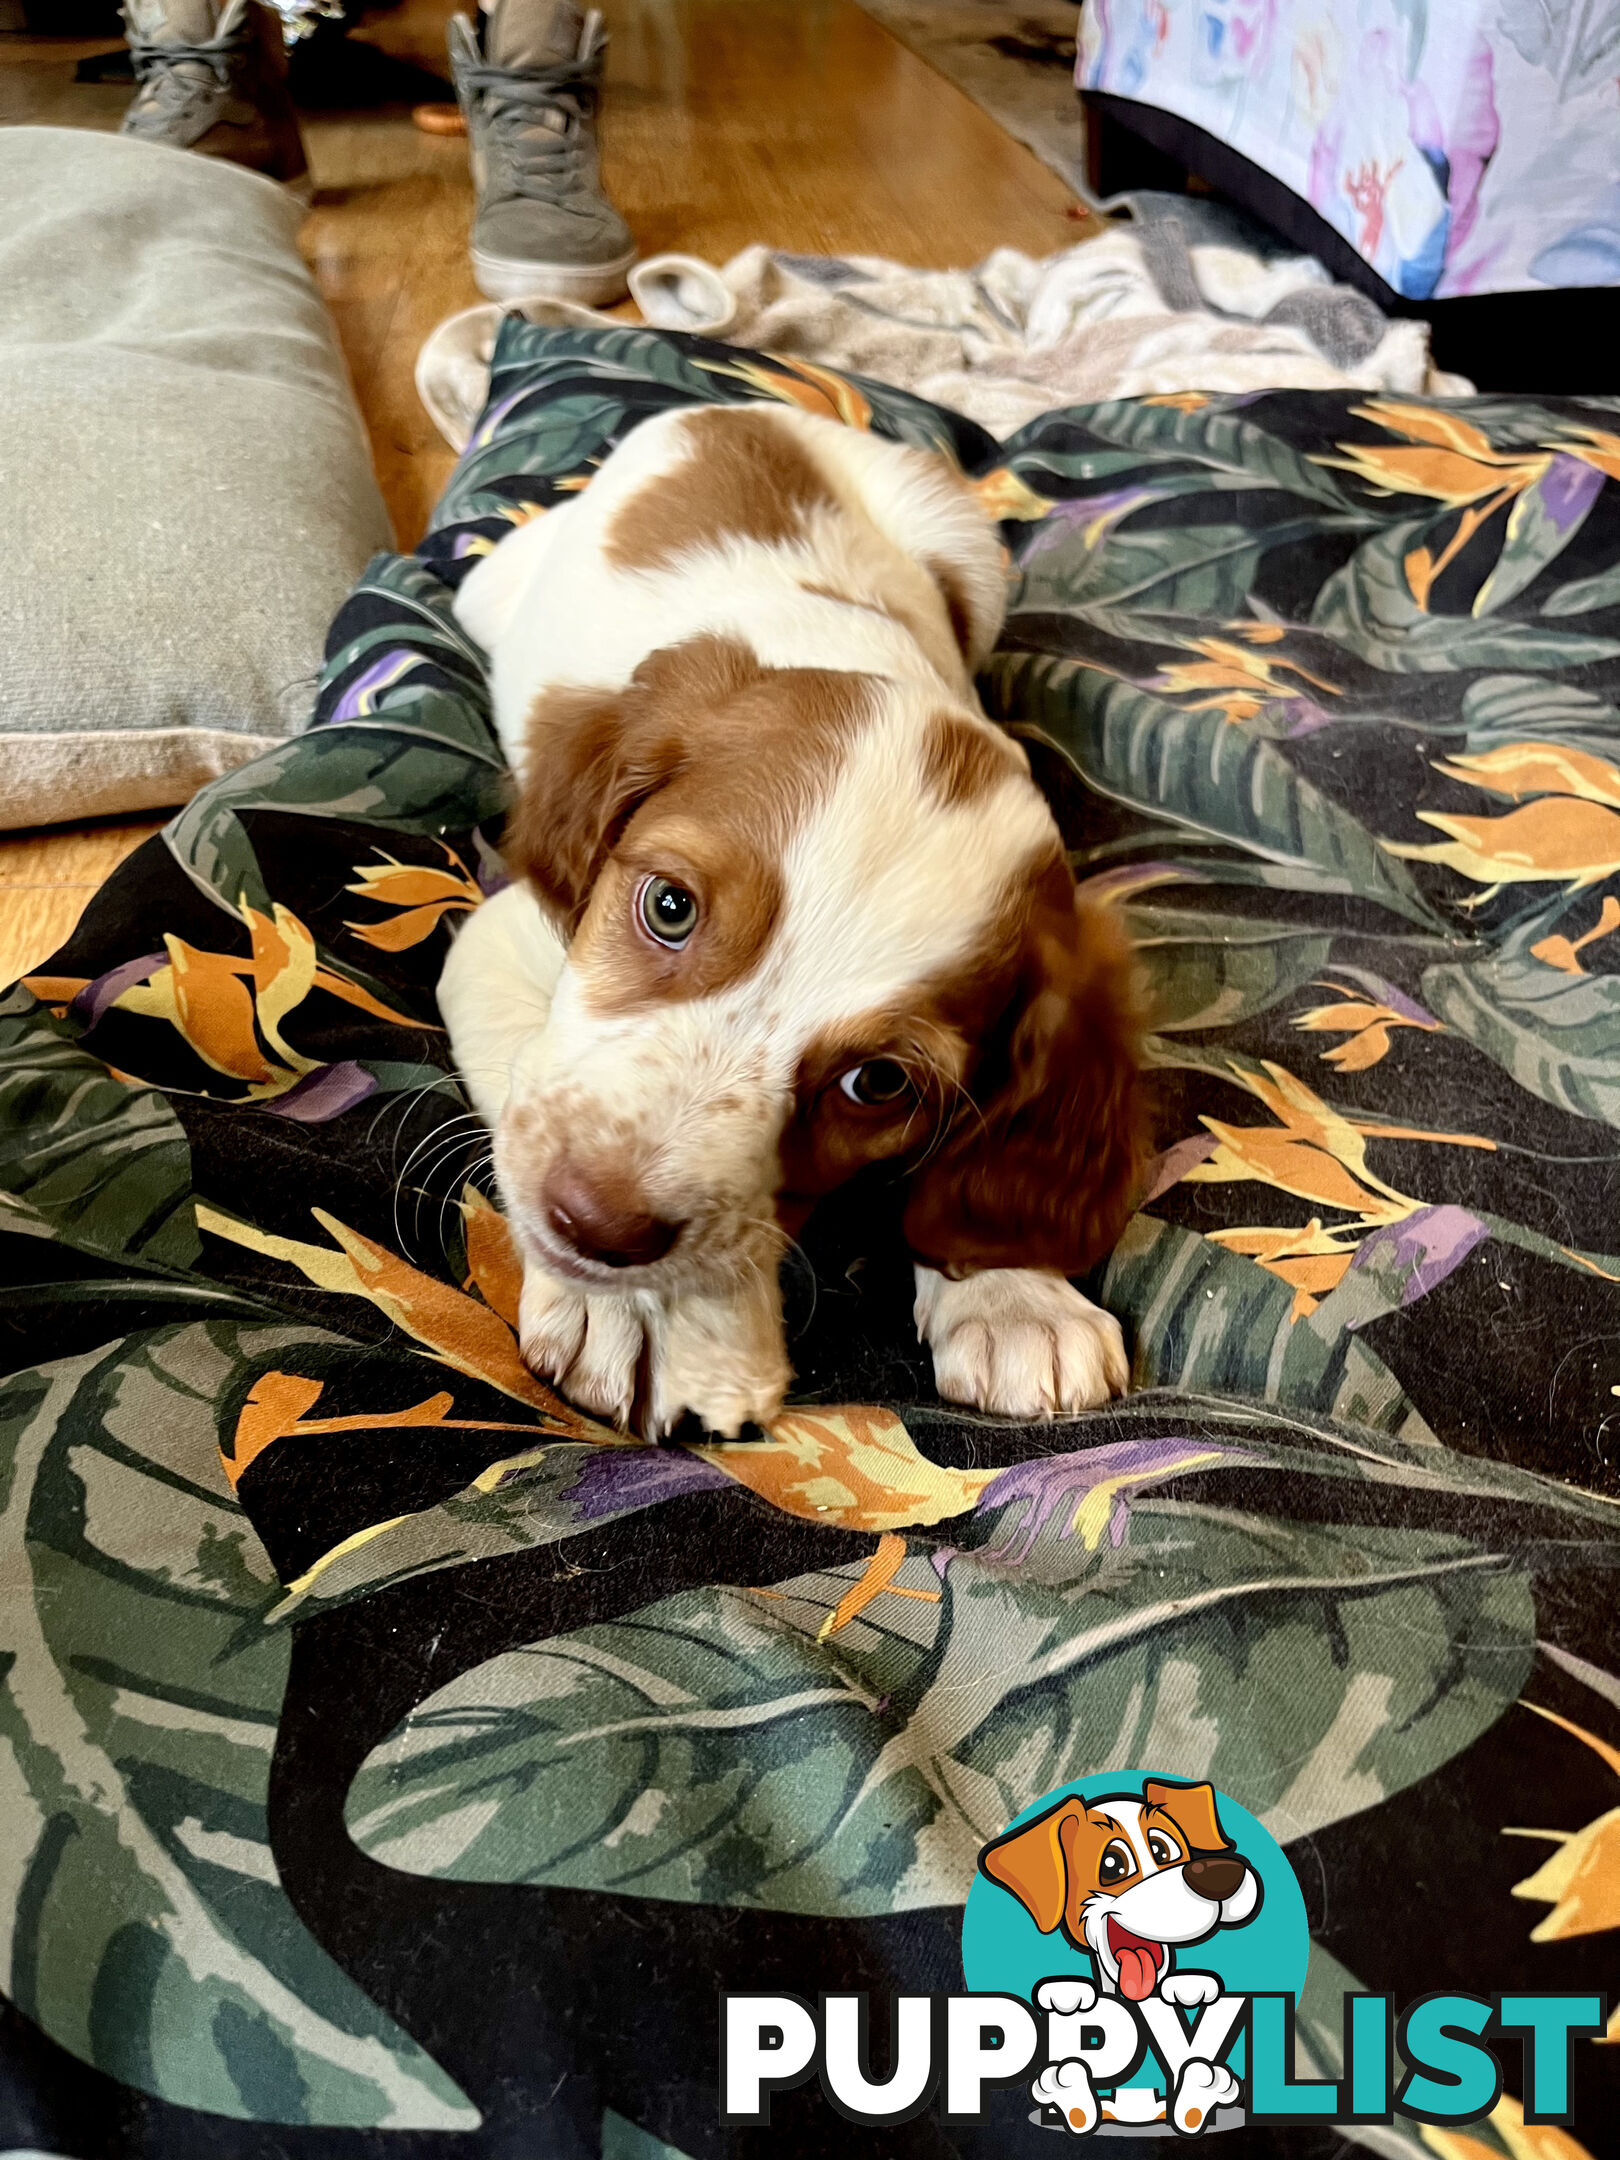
[{"left": 0, "top": 0, "right": 1089, "bottom": 983}]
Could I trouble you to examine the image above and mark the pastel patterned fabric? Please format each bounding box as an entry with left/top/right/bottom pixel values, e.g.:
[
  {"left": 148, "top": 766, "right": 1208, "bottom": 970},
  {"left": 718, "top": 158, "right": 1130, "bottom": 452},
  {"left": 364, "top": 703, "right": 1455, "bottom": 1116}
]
[
  {"left": 2, "top": 322, "right": 1620, "bottom": 2154},
  {"left": 1078, "top": 0, "right": 1620, "bottom": 298}
]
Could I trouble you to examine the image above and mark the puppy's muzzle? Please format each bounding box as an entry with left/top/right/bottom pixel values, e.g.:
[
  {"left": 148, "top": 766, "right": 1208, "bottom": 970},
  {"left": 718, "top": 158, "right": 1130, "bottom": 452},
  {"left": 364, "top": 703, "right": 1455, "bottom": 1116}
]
[{"left": 540, "top": 1161, "right": 682, "bottom": 1271}]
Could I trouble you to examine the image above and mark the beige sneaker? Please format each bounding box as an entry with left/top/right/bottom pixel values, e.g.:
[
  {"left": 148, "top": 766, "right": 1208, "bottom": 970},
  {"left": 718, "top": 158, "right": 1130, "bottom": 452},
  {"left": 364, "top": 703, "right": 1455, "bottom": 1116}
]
[
  {"left": 449, "top": 0, "right": 635, "bottom": 305},
  {"left": 121, "top": 0, "right": 311, "bottom": 203}
]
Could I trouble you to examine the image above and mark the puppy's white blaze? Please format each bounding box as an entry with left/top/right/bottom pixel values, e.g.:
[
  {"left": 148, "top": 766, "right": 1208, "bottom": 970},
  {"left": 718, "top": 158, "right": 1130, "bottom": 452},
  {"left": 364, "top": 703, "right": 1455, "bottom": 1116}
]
[
  {"left": 528, "top": 969, "right": 788, "bottom": 1224},
  {"left": 1108, "top": 1800, "right": 1154, "bottom": 1875},
  {"left": 767, "top": 708, "right": 1053, "bottom": 1019},
  {"left": 532, "top": 989, "right": 779, "bottom": 1151}
]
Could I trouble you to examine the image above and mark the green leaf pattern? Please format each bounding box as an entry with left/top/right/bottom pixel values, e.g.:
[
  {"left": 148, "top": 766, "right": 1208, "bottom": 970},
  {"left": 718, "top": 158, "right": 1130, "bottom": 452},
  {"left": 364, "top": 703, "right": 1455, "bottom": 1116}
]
[{"left": 0, "top": 1329, "right": 477, "bottom": 2127}]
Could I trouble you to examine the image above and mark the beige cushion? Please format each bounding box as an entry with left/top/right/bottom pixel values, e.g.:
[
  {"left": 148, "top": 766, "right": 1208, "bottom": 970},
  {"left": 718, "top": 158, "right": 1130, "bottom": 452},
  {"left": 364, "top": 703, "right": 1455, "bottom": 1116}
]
[{"left": 0, "top": 127, "right": 391, "bottom": 830}]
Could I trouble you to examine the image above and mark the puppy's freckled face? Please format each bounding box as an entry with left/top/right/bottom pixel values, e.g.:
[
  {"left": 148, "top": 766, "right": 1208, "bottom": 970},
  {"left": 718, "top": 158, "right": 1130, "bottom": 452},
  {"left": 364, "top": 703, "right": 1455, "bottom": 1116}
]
[{"left": 495, "top": 642, "right": 1068, "bottom": 1287}]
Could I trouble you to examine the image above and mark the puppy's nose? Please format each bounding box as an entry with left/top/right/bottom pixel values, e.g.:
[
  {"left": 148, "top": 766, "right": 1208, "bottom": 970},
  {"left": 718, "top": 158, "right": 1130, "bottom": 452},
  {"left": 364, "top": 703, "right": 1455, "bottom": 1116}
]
[
  {"left": 1183, "top": 1856, "right": 1246, "bottom": 1903},
  {"left": 542, "top": 1164, "right": 680, "bottom": 1269}
]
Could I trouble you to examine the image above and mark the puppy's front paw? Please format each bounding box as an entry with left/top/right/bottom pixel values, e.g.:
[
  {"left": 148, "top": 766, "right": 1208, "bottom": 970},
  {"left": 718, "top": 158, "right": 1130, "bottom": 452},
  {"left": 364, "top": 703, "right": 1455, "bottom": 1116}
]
[
  {"left": 518, "top": 1264, "right": 789, "bottom": 1442},
  {"left": 647, "top": 1277, "right": 790, "bottom": 1443},
  {"left": 519, "top": 1268, "right": 645, "bottom": 1426},
  {"left": 1172, "top": 2058, "right": 1238, "bottom": 2134},
  {"left": 914, "top": 1266, "right": 1129, "bottom": 1418}
]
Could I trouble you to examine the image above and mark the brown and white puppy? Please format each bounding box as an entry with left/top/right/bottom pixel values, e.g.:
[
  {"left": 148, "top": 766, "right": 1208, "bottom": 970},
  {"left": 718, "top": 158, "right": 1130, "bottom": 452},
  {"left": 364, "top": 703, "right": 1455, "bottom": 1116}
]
[{"left": 437, "top": 402, "right": 1143, "bottom": 1440}]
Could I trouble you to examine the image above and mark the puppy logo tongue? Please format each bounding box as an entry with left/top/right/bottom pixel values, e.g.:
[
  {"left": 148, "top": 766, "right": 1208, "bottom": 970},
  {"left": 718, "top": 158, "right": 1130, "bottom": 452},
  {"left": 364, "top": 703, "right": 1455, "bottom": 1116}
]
[{"left": 1107, "top": 1919, "right": 1164, "bottom": 2002}]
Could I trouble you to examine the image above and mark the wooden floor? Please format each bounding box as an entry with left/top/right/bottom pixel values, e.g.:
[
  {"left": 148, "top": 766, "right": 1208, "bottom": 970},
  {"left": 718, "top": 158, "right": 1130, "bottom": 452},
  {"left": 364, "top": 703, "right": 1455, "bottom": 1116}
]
[{"left": 0, "top": 0, "right": 1088, "bottom": 983}]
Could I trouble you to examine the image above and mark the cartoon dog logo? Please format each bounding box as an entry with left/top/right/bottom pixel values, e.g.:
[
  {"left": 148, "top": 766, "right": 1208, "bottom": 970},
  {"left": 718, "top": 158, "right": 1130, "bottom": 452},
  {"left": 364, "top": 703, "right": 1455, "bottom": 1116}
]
[{"left": 979, "top": 1779, "right": 1262, "bottom": 2133}]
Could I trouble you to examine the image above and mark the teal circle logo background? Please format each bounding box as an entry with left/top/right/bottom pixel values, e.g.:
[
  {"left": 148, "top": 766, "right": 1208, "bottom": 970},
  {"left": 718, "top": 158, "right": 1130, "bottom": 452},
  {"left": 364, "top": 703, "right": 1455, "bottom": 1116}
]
[{"left": 961, "top": 1773, "right": 1309, "bottom": 2006}]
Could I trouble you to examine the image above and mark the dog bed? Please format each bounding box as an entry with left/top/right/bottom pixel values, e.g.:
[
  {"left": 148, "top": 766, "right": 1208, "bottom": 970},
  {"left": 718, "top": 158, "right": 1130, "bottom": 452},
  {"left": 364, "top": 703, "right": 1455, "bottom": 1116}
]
[
  {"left": 0, "top": 127, "right": 390, "bottom": 829},
  {"left": 2, "top": 322, "right": 1619, "bottom": 2153}
]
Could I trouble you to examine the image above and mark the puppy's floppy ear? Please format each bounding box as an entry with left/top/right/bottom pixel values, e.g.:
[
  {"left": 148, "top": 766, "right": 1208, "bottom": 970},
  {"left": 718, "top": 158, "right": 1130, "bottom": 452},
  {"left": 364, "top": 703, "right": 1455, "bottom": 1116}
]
[
  {"left": 503, "top": 635, "right": 761, "bottom": 927},
  {"left": 1142, "top": 1780, "right": 1232, "bottom": 1855},
  {"left": 903, "top": 865, "right": 1147, "bottom": 1278},
  {"left": 979, "top": 1797, "right": 1084, "bottom": 1935}
]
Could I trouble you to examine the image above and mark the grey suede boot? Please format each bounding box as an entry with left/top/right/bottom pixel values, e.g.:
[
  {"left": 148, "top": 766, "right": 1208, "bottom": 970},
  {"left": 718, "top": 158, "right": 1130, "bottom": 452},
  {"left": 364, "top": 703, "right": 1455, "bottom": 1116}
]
[
  {"left": 449, "top": 0, "right": 635, "bottom": 304},
  {"left": 121, "top": 0, "right": 311, "bottom": 200}
]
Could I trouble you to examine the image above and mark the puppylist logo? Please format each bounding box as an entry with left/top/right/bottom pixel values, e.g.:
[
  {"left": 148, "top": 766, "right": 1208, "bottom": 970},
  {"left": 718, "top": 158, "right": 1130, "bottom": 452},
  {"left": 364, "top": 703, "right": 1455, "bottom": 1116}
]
[
  {"left": 966, "top": 1774, "right": 1286, "bottom": 2133},
  {"left": 720, "top": 1773, "right": 1606, "bottom": 2137}
]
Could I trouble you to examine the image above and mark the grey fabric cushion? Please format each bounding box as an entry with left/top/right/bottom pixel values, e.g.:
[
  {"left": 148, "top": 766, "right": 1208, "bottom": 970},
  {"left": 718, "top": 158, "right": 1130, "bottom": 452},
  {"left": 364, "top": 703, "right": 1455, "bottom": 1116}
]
[{"left": 0, "top": 127, "right": 391, "bottom": 829}]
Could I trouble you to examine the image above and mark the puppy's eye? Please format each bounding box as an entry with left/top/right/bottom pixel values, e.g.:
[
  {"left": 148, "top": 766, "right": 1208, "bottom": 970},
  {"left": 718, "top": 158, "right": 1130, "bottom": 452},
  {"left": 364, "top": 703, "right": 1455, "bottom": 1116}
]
[
  {"left": 1146, "top": 1832, "right": 1178, "bottom": 1867},
  {"left": 1098, "top": 1840, "right": 1134, "bottom": 1886},
  {"left": 639, "top": 876, "right": 699, "bottom": 946},
  {"left": 839, "top": 1059, "right": 912, "bottom": 1107}
]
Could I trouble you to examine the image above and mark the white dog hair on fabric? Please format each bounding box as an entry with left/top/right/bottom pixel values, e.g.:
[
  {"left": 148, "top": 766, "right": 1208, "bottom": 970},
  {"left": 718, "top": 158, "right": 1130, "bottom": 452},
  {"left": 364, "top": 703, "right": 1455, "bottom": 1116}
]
[{"left": 438, "top": 402, "right": 1144, "bottom": 1440}]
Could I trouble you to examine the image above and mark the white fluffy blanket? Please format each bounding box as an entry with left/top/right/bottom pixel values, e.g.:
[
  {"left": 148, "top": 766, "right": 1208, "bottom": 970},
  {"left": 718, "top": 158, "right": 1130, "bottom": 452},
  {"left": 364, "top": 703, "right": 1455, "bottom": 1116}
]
[{"left": 418, "top": 218, "right": 1469, "bottom": 451}]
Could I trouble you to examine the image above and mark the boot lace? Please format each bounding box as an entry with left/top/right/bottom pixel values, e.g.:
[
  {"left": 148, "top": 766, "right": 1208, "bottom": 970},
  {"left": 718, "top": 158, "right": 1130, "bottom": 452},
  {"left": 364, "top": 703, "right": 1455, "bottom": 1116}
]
[
  {"left": 463, "top": 64, "right": 596, "bottom": 198},
  {"left": 127, "top": 29, "right": 244, "bottom": 118}
]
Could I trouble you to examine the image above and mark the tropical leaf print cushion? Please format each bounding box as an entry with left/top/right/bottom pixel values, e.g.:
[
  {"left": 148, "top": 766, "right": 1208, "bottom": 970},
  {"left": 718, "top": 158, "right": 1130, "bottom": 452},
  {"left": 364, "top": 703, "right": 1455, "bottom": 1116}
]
[{"left": 1, "top": 323, "right": 1618, "bottom": 2154}]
